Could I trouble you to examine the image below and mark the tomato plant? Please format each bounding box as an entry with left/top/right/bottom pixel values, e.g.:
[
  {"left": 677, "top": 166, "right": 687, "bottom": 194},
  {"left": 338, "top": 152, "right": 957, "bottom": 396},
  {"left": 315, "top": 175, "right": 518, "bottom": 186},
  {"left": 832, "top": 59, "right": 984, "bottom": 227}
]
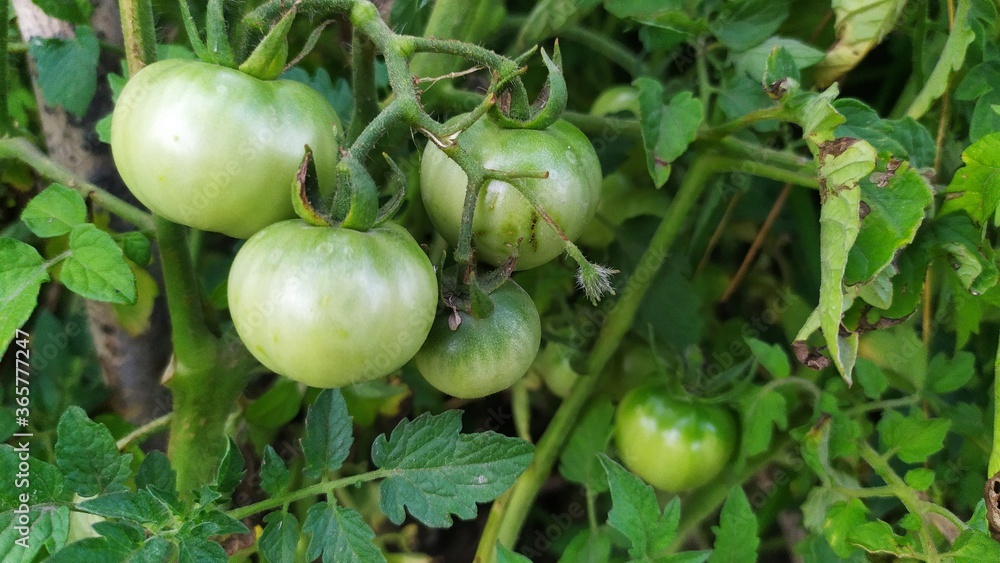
[
  {"left": 110, "top": 59, "right": 341, "bottom": 238},
  {"left": 228, "top": 219, "right": 437, "bottom": 388},
  {"left": 614, "top": 384, "right": 738, "bottom": 493},
  {"left": 416, "top": 280, "right": 541, "bottom": 398},
  {"left": 420, "top": 115, "right": 602, "bottom": 269}
]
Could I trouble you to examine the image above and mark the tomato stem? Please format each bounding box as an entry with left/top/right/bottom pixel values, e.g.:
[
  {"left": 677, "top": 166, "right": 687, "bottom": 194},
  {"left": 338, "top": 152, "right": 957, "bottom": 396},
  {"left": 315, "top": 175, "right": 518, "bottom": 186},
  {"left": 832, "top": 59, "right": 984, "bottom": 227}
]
[
  {"left": 227, "top": 468, "right": 390, "bottom": 520},
  {"left": 990, "top": 331, "right": 1000, "bottom": 476},
  {"left": 347, "top": 27, "right": 378, "bottom": 144}
]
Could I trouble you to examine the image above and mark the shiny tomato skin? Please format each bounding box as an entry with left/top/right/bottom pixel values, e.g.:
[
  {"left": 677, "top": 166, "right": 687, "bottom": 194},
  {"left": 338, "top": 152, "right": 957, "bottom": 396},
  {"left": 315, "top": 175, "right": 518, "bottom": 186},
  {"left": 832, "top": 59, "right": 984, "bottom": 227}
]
[
  {"left": 111, "top": 59, "right": 341, "bottom": 238},
  {"left": 615, "top": 384, "right": 738, "bottom": 493},
  {"left": 420, "top": 116, "right": 602, "bottom": 270},
  {"left": 228, "top": 220, "right": 437, "bottom": 388},
  {"left": 415, "top": 281, "right": 541, "bottom": 398}
]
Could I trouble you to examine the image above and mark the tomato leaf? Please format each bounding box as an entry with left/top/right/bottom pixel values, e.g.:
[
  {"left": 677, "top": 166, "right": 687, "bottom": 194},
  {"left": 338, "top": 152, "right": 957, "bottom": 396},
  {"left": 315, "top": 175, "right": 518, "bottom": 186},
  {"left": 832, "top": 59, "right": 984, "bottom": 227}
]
[
  {"left": 708, "top": 487, "right": 759, "bottom": 563},
  {"left": 61, "top": 224, "right": 137, "bottom": 305},
  {"left": 847, "top": 520, "right": 909, "bottom": 556},
  {"left": 941, "top": 132, "right": 1000, "bottom": 226},
  {"left": 497, "top": 542, "right": 533, "bottom": 563},
  {"left": 77, "top": 491, "right": 171, "bottom": 526},
  {"left": 598, "top": 454, "right": 679, "bottom": 559},
  {"left": 212, "top": 438, "right": 246, "bottom": 498},
  {"left": 928, "top": 351, "right": 976, "bottom": 394},
  {"left": 20, "top": 184, "right": 87, "bottom": 238},
  {"left": 854, "top": 358, "right": 887, "bottom": 399},
  {"left": 55, "top": 407, "right": 132, "bottom": 497},
  {"left": 245, "top": 379, "right": 303, "bottom": 430},
  {"left": 557, "top": 528, "right": 613, "bottom": 563},
  {"left": 946, "top": 528, "right": 1000, "bottom": 561},
  {"left": 301, "top": 389, "right": 354, "bottom": 479},
  {"left": 302, "top": 502, "right": 386, "bottom": 563},
  {"left": 119, "top": 232, "right": 151, "bottom": 267},
  {"left": 135, "top": 451, "right": 180, "bottom": 511},
  {"left": 259, "top": 512, "right": 300, "bottom": 563},
  {"left": 734, "top": 36, "right": 824, "bottom": 81},
  {"left": 635, "top": 78, "right": 703, "bottom": 188},
  {"left": 559, "top": 397, "right": 613, "bottom": 492},
  {"left": 811, "top": 0, "right": 906, "bottom": 87},
  {"left": 0, "top": 238, "right": 50, "bottom": 358},
  {"left": 710, "top": 0, "right": 789, "bottom": 52},
  {"left": 30, "top": 0, "right": 93, "bottom": 24},
  {"left": 371, "top": 410, "right": 533, "bottom": 527},
  {"left": 260, "top": 445, "right": 292, "bottom": 497},
  {"left": 904, "top": 0, "right": 976, "bottom": 119},
  {"left": 741, "top": 388, "right": 789, "bottom": 458},
  {"left": 0, "top": 506, "right": 70, "bottom": 562},
  {"left": 176, "top": 536, "right": 228, "bottom": 562},
  {"left": 513, "top": 0, "right": 602, "bottom": 52},
  {"left": 28, "top": 26, "right": 99, "bottom": 117},
  {"left": 877, "top": 410, "right": 950, "bottom": 464},
  {"left": 903, "top": 468, "right": 936, "bottom": 491},
  {"left": 833, "top": 100, "right": 936, "bottom": 167}
]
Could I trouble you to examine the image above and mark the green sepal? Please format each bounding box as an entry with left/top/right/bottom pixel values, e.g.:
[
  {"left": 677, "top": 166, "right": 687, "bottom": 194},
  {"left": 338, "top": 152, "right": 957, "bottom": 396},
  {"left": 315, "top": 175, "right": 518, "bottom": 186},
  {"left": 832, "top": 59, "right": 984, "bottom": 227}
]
[
  {"left": 335, "top": 156, "right": 378, "bottom": 231},
  {"left": 238, "top": 7, "right": 296, "bottom": 80},
  {"left": 467, "top": 271, "right": 495, "bottom": 319},
  {"left": 373, "top": 153, "right": 407, "bottom": 227},
  {"left": 291, "top": 146, "right": 335, "bottom": 227},
  {"left": 206, "top": 0, "right": 236, "bottom": 67},
  {"left": 489, "top": 44, "right": 567, "bottom": 130}
]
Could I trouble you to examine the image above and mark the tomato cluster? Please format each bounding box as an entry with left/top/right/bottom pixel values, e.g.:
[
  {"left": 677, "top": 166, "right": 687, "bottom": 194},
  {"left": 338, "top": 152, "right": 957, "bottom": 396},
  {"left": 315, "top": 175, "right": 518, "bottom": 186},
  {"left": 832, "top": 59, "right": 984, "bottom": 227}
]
[{"left": 111, "top": 60, "right": 603, "bottom": 396}]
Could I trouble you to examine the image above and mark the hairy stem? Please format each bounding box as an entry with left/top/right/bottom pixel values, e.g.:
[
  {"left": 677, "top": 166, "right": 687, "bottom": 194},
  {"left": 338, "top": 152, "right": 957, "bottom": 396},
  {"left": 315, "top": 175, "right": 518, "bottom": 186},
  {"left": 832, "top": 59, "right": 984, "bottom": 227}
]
[
  {"left": 228, "top": 468, "right": 390, "bottom": 520},
  {"left": 347, "top": 27, "right": 378, "bottom": 144},
  {"left": 0, "top": 137, "right": 155, "bottom": 232}
]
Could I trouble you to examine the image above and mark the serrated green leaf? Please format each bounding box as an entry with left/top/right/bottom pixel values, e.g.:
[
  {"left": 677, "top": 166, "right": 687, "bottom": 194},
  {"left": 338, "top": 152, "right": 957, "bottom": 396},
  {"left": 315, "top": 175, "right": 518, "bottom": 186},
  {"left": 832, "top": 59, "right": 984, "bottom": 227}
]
[
  {"left": 558, "top": 397, "right": 613, "bottom": 491},
  {"left": 260, "top": 445, "right": 291, "bottom": 497},
  {"left": 635, "top": 79, "right": 703, "bottom": 188},
  {"left": 302, "top": 502, "right": 386, "bottom": 563},
  {"left": 903, "top": 468, "right": 935, "bottom": 491},
  {"left": 259, "top": 512, "right": 299, "bottom": 563},
  {"left": 119, "top": 232, "right": 152, "bottom": 266},
  {"left": 877, "top": 410, "right": 950, "bottom": 464},
  {"left": 0, "top": 505, "right": 70, "bottom": 562},
  {"left": 21, "top": 184, "right": 87, "bottom": 237},
  {"left": 213, "top": 438, "right": 246, "bottom": 497},
  {"left": 941, "top": 133, "right": 1000, "bottom": 226},
  {"left": 55, "top": 407, "right": 132, "bottom": 497},
  {"left": 734, "top": 36, "right": 824, "bottom": 81},
  {"left": 372, "top": 410, "right": 533, "bottom": 527},
  {"left": 61, "top": 223, "right": 137, "bottom": 304},
  {"left": 745, "top": 338, "right": 790, "bottom": 378},
  {"left": 246, "top": 379, "right": 302, "bottom": 429},
  {"left": 0, "top": 238, "right": 50, "bottom": 358},
  {"left": 847, "top": 520, "right": 904, "bottom": 555},
  {"left": 710, "top": 0, "right": 789, "bottom": 52},
  {"left": 28, "top": 26, "right": 100, "bottom": 117},
  {"left": 928, "top": 351, "right": 976, "bottom": 394},
  {"left": 823, "top": 499, "right": 868, "bottom": 558},
  {"left": 742, "top": 389, "right": 788, "bottom": 457},
  {"left": 301, "top": 388, "right": 353, "bottom": 478},
  {"left": 947, "top": 528, "right": 1000, "bottom": 562},
  {"left": 845, "top": 166, "right": 933, "bottom": 285},
  {"left": 497, "top": 542, "right": 533, "bottom": 563},
  {"left": 78, "top": 490, "right": 170, "bottom": 526},
  {"left": 763, "top": 45, "right": 799, "bottom": 84},
  {"left": 558, "top": 528, "right": 613, "bottom": 563},
  {"left": 47, "top": 537, "right": 128, "bottom": 563},
  {"left": 708, "top": 487, "right": 758, "bottom": 563},
  {"left": 177, "top": 536, "right": 228, "bottom": 563},
  {"left": 833, "top": 100, "right": 936, "bottom": 167},
  {"left": 599, "top": 454, "right": 678, "bottom": 559},
  {"left": 31, "top": 0, "right": 93, "bottom": 24},
  {"left": 513, "top": 0, "right": 602, "bottom": 51},
  {"left": 853, "top": 358, "right": 887, "bottom": 399},
  {"left": 813, "top": 0, "right": 907, "bottom": 87}
]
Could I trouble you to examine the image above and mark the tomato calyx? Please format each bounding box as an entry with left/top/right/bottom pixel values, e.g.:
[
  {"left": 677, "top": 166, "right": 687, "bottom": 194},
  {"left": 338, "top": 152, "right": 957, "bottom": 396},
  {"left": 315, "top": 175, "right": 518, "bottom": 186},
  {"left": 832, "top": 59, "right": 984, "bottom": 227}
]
[
  {"left": 489, "top": 43, "right": 567, "bottom": 131},
  {"left": 292, "top": 145, "right": 407, "bottom": 232},
  {"left": 237, "top": 6, "right": 296, "bottom": 80}
]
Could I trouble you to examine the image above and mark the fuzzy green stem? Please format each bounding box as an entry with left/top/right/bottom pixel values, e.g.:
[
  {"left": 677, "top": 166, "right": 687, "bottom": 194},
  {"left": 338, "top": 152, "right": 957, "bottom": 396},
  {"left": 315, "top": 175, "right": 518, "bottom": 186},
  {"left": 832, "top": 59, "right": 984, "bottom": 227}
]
[
  {"left": 120, "top": 0, "right": 156, "bottom": 73},
  {"left": 702, "top": 107, "right": 791, "bottom": 139},
  {"left": 347, "top": 27, "right": 378, "bottom": 144},
  {"left": 0, "top": 137, "right": 155, "bottom": 232},
  {"left": 228, "top": 468, "right": 390, "bottom": 520},
  {"left": 859, "top": 443, "right": 940, "bottom": 561},
  {"left": 474, "top": 155, "right": 719, "bottom": 562}
]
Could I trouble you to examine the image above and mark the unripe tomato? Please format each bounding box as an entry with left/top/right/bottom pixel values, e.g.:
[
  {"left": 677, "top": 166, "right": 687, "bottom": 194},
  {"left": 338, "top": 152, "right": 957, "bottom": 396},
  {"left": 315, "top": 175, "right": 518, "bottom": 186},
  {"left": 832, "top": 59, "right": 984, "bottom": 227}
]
[
  {"left": 614, "top": 384, "right": 737, "bottom": 492},
  {"left": 228, "top": 220, "right": 437, "bottom": 388},
  {"left": 415, "top": 281, "right": 541, "bottom": 398},
  {"left": 420, "top": 116, "right": 602, "bottom": 270},
  {"left": 111, "top": 59, "right": 341, "bottom": 238}
]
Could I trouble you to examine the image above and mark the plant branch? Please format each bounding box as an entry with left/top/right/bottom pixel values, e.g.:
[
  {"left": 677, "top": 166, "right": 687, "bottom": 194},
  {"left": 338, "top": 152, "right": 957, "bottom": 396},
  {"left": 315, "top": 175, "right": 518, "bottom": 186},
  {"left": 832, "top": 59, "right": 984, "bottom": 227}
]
[
  {"left": 347, "top": 26, "right": 378, "bottom": 144},
  {"left": 0, "top": 137, "right": 155, "bottom": 232},
  {"left": 119, "top": 0, "right": 156, "bottom": 73},
  {"left": 228, "top": 468, "right": 389, "bottom": 520},
  {"left": 991, "top": 330, "right": 1000, "bottom": 476},
  {"left": 117, "top": 412, "right": 173, "bottom": 450}
]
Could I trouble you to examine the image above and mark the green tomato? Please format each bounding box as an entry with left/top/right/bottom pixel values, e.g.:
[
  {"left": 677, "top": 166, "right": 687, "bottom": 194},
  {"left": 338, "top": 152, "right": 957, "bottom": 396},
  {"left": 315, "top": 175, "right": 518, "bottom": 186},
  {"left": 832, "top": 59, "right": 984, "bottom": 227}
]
[
  {"left": 420, "top": 116, "right": 602, "bottom": 270},
  {"left": 415, "top": 281, "right": 541, "bottom": 398},
  {"left": 111, "top": 59, "right": 341, "bottom": 238},
  {"left": 532, "top": 341, "right": 581, "bottom": 398},
  {"left": 614, "top": 384, "right": 738, "bottom": 493},
  {"left": 228, "top": 220, "right": 437, "bottom": 388}
]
